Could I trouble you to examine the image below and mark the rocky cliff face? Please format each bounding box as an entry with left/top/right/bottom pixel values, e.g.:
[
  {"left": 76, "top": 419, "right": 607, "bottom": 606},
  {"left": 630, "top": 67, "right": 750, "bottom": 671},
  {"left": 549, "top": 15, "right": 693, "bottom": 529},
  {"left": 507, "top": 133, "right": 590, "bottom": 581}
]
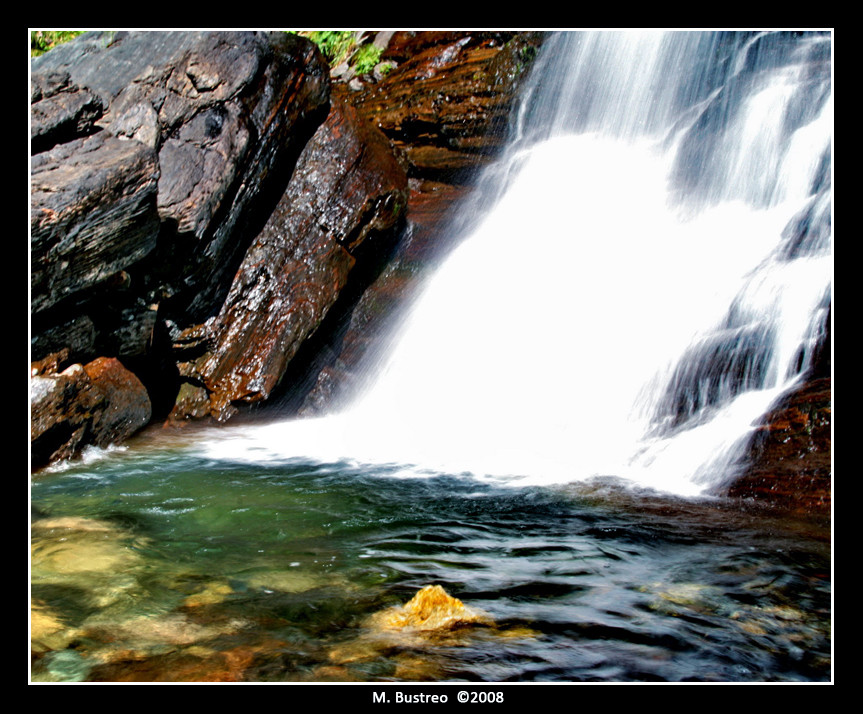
[
  {"left": 31, "top": 31, "right": 331, "bottom": 464},
  {"left": 30, "top": 30, "right": 543, "bottom": 464}
]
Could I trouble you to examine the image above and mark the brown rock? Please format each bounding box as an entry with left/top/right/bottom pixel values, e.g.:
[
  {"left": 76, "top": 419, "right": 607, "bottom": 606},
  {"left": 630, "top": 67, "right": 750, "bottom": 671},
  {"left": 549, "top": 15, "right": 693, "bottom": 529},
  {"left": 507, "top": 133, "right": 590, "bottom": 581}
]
[
  {"left": 171, "top": 96, "right": 408, "bottom": 421},
  {"left": 348, "top": 32, "right": 544, "bottom": 183},
  {"left": 83, "top": 357, "right": 152, "bottom": 448},
  {"left": 727, "top": 376, "right": 831, "bottom": 516},
  {"left": 30, "top": 357, "right": 152, "bottom": 468}
]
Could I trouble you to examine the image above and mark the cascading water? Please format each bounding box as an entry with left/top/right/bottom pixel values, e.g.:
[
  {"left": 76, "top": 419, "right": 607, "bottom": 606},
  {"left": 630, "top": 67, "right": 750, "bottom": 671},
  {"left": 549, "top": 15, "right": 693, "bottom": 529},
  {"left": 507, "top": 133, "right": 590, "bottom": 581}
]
[{"left": 203, "top": 30, "right": 832, "bottom": 499}]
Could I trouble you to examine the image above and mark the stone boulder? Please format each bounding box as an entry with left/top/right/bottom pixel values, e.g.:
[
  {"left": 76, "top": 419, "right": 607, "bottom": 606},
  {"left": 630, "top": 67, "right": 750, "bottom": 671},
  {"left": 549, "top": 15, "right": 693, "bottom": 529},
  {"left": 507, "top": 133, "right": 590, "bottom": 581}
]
[
  {"left": 369, "top": 585, "right": 494, "bottom": 632},
  {"left": 727, "top": 376, "right": 831, "bottom": 517},
  {"left": 31, "top": 31, "right": 331, "bottom": 345},
  {"left": 168, "top": 96, "right": 409, "bottom": 421},
  {"left": 30, "top": 357, "right": 152, "bottom": 468}
]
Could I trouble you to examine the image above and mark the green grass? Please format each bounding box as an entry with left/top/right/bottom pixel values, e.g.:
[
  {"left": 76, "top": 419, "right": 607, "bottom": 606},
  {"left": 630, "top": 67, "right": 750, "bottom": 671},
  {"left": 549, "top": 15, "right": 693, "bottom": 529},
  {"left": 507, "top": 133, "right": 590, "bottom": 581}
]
[{"left": 31, "top": 31, "right": 84, "bottom": 57}]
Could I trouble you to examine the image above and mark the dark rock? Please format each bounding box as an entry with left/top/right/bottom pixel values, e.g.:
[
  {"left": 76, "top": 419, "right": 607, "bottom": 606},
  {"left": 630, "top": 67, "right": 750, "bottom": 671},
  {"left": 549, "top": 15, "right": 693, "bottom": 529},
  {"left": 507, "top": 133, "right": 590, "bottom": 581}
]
[
  {"left": 31, "top": 30, "right": 331, "bottom": 329},
  {"left": 31, "top": 131, "right": 161, "bottom": 317},
  {"left": 83, "top": 357, "right": 153, "bottom": 448},
  {"left": 169, "top": 97, "right": 409, "bottom": 421},
  {"left": 30, "top": 363, "right": 101, "bottom": 466},
  {"left": 30, "top": 71, "right": 105, "bottom": 154},
  {"left": 30, "top": 30, "right": 332, "bottom": 460},
  {"left": 31, "top": 315, "right": 97, "bottom": 365}
]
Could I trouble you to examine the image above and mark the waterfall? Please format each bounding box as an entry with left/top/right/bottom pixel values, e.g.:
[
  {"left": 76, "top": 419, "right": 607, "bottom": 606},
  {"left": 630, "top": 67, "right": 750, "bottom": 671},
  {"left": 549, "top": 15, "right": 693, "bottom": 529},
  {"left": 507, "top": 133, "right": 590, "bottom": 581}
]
[{"left": 202, "top": 31, "right": 832, "bottom": 498}]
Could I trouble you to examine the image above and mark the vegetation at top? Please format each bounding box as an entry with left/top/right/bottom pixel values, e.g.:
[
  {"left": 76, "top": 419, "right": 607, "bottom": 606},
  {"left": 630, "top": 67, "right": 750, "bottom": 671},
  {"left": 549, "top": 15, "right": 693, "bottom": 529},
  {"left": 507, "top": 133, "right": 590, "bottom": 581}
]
[
  {"left": 295, "top": 31, "right": 388, "bottom": 76},
  {"left": 30, "top": 29, "right": 390, "bottom": 76},
  {"left": 31, "top": 31, "right": 84, "bottom": 57}
]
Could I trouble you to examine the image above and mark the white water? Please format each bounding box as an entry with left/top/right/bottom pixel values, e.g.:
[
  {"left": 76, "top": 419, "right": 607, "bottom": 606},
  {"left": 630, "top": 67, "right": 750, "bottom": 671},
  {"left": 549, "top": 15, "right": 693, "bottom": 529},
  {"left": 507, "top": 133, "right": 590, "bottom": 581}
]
[{"left": 199, "top": 31, "right": 832, "bottom": 498}]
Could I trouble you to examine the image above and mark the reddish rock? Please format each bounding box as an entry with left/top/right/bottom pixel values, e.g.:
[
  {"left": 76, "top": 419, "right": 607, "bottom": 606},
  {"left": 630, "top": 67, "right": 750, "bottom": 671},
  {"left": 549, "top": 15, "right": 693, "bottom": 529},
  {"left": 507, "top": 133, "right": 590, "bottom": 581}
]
[
  {"left": 727, "top": 376, "right": 831, "bottom": 516},
  {"left": 169, "top": 97, "right": 409, "bottom": 421},
  {"left": 299, "top": 182, "right": 470, "bottom": 413},
  {"left": 348, "top": 32, "right": 544, "bottom": 184},
  {"left": 30, "top": 357, "right": 152, "bottom": 468},
  {"left": 83, "top": 357, "right": 153, "bottom": 447}
]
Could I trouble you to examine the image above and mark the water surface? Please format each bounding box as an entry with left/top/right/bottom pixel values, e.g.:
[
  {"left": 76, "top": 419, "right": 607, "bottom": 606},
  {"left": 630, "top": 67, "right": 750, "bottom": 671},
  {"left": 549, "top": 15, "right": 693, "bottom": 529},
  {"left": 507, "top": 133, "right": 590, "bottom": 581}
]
[{"left": 31, "top": 429, "right": 831, "bottom": 683}]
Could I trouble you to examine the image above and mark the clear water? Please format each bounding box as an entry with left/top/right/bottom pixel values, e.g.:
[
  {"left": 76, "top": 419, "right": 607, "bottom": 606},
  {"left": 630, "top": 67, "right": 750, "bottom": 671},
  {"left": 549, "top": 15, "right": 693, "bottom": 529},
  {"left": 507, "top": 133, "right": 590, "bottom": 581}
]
[
  {"left": 31, "top": 432, "right": 830, "bottom": 683},
  {"left": 30, "top": 30, "right": 832, "bottom": 683}
]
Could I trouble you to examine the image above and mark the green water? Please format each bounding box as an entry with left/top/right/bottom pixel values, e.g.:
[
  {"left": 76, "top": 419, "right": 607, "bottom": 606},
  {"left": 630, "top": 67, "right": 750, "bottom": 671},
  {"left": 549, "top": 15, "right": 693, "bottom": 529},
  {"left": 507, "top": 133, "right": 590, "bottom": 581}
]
[{"left": 30, "top": 431, "right": 831, "bottom": 683}]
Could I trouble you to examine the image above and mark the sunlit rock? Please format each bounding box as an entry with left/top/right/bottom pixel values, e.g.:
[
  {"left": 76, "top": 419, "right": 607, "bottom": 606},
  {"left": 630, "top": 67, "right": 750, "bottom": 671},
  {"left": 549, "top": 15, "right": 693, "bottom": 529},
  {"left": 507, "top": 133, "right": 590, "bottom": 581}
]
[{"left": 369, "top": 584, "right": 494, "bottom": 632}]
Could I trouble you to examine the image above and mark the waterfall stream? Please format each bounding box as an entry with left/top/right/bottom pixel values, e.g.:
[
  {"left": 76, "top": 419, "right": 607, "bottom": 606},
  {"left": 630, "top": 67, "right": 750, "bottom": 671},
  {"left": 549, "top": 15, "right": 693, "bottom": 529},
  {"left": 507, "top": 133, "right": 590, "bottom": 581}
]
[{"left": 201, "top": 31, "right": 832, "bottom": 498}]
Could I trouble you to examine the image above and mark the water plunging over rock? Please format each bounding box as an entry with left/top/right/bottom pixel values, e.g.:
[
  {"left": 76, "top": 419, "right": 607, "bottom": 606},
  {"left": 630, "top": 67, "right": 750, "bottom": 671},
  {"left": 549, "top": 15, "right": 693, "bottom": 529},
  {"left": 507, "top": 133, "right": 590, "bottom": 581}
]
[{"left": 198, "top": 31, "right": 831, "bottom": 512}]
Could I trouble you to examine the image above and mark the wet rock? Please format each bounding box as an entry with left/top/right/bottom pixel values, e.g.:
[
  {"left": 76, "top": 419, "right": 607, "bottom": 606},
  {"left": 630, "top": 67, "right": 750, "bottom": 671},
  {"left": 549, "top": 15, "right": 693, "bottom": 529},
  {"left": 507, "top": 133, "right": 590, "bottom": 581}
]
[
  {"left": 83, "top": 357, "right": 153, "bottom": 447},
  {"left": 30, "top": 357, "right": 152, "bottom": 468},
  {"left": 727, "top": 376, "right": 831, "bottom": 516},
  {"left": 183, "top": 581, "right": 235, "bottom": 608},
  {"left": 170, "top": 96, "right": 408, "bottom": 421},
  {"left": 369, "top": 584, "right": 494, "bottom": 632},
  {"left": 86, "top": 640, "right": 263, "bottom": 683},
  {"left": 31, "top": 516, "right": 146, "bottom": 578},
  {"left": 327, "top": 584, "right": 534, "bottom": 672},
  {"left": 31, "top": 601, "right": 74, "bottom": 653},
  {"left": 348, "top": 32, "right": 544, "bottom": 183},
  {"left": 299, "top": 33, "right": 545, "bottom": 414}
]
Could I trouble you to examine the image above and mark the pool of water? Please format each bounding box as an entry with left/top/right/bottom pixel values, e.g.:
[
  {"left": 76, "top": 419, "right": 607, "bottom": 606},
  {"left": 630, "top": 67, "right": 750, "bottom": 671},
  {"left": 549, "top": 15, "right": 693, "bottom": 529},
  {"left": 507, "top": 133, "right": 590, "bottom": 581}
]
[{"left": 30, "top": 428, "right": 831, "bottom": 683}]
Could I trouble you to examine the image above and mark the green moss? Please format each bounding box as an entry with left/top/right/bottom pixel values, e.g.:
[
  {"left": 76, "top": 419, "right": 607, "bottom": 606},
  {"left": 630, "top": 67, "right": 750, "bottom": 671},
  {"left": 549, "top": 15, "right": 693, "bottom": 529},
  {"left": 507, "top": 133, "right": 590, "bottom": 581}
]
[
  {"left": 290, "top": 31, "right": 387, "bottom": 76},
  {"left": 303, "top": 31, "right": 357, "bottom": 67},
  {"left": 31, "top": 31, "right": 84, "bottom": 57},
  {"left": 351, "top": 43, "right": 383, "bottom": 75}
]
